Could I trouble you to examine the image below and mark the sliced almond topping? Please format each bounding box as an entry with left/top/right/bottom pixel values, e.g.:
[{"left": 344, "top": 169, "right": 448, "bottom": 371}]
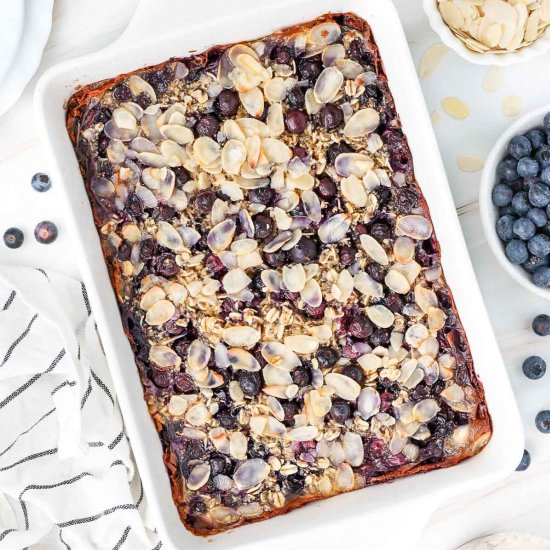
[
  {"left": 335, "top": 463, "right": 354, "bottom": 491},
  {"left": 341, "top": 175, "right": 368, "bottom": 207},
  {"left": 145, "top": 299, "right": 175, "bottom": 326},
  {"left": 284, "top": 335, "right": 319, "bottom": 354},
  {"left": 318, "top": 213, "right": 351, "bottom": 244},
  {"left": 360, "top": 234, "right": 389, "bottom": 265},
  {"left": 261, "top": 342, "right": 301, "bottom": 370},
  {"left": 385, "top": 270, "right": 411, "bottom": 294},
  {"left": 223, "top": 268, "right": 252, "bottom": 294},
  {"left": 325, "top": 373, "right": 361, "bottom": 401},
  {"left": 314, "top": 67, "right": 344, "bottom": 104},
  {"left": 222, "top": 326, "right": 261, "bottom": 348},
  {"left": 366, "top": 305, "right": 395, "bottom": 328},
  {"left": 233, "top": 459, "right": 270, "bottom": 490},
  {"left": 140, "top": 286, "right": 166, "bottom": 311},
  {"left": 343, "top": 108, "right": 380, "bottom": 139},
  {"left": 228, "top": 348, "right": 261, "bottom": 371},
  {"left": 187, "top": 463, "right": 211, "bottom": 491},
  {"left": 287, "top": 425, "right": 319, "bottom": 442},
  {"left": 149, "top": 345, "right": 181, "bottom": 369}
]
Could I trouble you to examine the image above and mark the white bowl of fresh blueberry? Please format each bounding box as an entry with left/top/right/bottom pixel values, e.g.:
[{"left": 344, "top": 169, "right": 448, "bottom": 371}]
[{"left": 480, "top": 104, "right": 550, "bottom": 299}]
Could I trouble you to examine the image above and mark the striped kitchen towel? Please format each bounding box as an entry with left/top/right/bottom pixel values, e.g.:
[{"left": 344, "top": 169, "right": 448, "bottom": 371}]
[{"left": 0, "top": 267, "right": 161, "bottom": 550}]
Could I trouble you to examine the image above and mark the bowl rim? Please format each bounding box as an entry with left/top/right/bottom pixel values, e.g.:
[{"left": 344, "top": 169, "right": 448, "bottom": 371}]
[
  {"left": 479, "top": 103, "right": 550, "bottom": 301},
  {"left": 422, "top": 0, "right": 550, "bottom": 66}
]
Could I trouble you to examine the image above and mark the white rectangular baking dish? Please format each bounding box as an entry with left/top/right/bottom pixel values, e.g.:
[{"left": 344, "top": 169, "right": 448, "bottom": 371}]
[{"left": 35, "top": 1, "right": 524, "bottom": 548}]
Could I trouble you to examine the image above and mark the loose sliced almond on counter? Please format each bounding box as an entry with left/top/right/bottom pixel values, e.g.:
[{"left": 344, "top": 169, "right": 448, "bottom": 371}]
[
  {"left": 458, "top": 154, "right": 485, "bottom": 172},
  {"left": 419, "top": 43, "right": 448, "bottom": 79},
  {"left": 502, "top": 94, "right": 521, "bottom": 116},
  {"left": 441, "top": 97, "right": 470, "bottom": 120}
]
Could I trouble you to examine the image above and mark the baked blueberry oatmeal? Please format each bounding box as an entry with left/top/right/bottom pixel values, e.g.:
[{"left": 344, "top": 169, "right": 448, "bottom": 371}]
[{"left": 66, "top": 13, "right": 492, "bottom": 536}]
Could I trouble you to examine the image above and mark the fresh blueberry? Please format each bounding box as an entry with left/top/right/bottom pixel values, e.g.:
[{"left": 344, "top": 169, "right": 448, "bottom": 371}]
[
  {"left": 527, "top": 207, "right": 547, "bottom": 228},
  {"left": 516, "top": 449, "right": 531, "bottom": 471},
  {"left": 512, "top": 191, "right": 531, "bottom": 215},
  {"left": 497, "top": 158, "right": 518, "bottom": 181},
  {"left": 529, "top": 182, "right": 550, "bottom": 207},
  {"left": 533, "top": 314, "right": 550, "bottom": 336},
  {"left": 34, "top": 221, "right": 58, "bottom": 244},
  {"left": 541, "top": 167, "right": 550, "bottom": 185},
  {"left": 505, "top": 239, "right": 529, "bottom": 264},
  {"left": 534, "top": 266, "right": 550, "bottom": 287},
  {"left": 544, "top": 112, "right": 550, "bottom": 129},
  {"left": 499, "top": 205, "right": 516, "bottom": 216},
  {"left": 526, "top": 129, "right": 546, "bottom": 149},
  {"left": 3, "top": 227, "right": 24, "bottom": 249},
  {"left": 517, "top": 157, "right": 540, "bottom": 178},
  {"left": 508, "top": 135, "right": 532, "bottom": 160},
  {"left": 513, "top": 218, "right": 536, "bottom": 240},
  {"left": 535, "top": 410, "right": 550, "bottom": 433},
  {"left": 491, "top": 183, "right": 513, "bottom": 206},
  {"left": 523, "top": 255, "right": 549, "bottom": 273},
  {"left": 522, "top": 355, "right": 546, "bottom": 380},
  {"left": 535, "top": 146, "right": 550, "bottom": 168},
  {"left": 528, "top": 234, "right": 550, "bottom": 257},
  {"left": 31, "top": 173, "right": 52, "bottom": 193}
]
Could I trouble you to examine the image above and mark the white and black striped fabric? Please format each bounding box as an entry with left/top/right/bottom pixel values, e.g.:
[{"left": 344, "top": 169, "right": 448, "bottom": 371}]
[{"left": 0, "top": 267, "right": 161, "bottom": 550}]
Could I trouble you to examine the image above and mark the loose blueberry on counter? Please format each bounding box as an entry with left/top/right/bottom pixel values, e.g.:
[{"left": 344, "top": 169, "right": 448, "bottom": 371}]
[
  {"left": 508, "top": 135, "right": 532, "bottom": 160},
  {"left": 522, "top": 355, "right": 546, "bottom": 380},
  {"left": 3, "top": 227, "right": 24, "bottom": 249},
  {"left": 505, "top": 239, "right": 529, "bottom": 264},
  {"left": 496, "top": 215, "right": 516, "bottom": 242},
  {"left": 34, "top": 221, "right": 58, "bottom": 244},
  {"left": 513, "top": 218, "right": 535, "bottom": 240},
  {"left": 517, "top": 157, "right": 539, "bottom": 178},
  {"left": 535, "top": 410, "right": 550, "bottom": 433},
  {"left": 31, "top": 173, "right": 52, "bottom": 193},
  {"left": 516, "top": 449, "right": 531, "bottom": 471},
  {"left": 533, "top": 266, "right": 550, "bottom": 287},
  {"left": 532, "top": 314, "right": 550, "bottom": 336}
]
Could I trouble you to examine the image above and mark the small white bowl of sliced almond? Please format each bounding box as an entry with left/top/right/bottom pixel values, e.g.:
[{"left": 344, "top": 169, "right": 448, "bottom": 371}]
[{"left": 423, "top": 0, "right": 550, "bottom": 65}]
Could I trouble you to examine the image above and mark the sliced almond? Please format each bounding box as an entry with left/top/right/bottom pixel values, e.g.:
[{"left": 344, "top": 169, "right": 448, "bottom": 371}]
[
  {"left": 419, "top": 43, "right": 448, "bottom": 79},
  {"left": 284, "top": 335, "right": 319, "bottom": 355}
]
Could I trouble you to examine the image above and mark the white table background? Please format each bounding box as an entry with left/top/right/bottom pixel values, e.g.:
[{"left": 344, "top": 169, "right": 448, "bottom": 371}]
[{"left": 1, "top": 1, "right": 549, "bottom": 548}]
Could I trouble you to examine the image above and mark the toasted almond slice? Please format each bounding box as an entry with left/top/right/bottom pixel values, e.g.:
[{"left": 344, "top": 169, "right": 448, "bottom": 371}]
[
  {"left": 264, "top": 77, "right": 287, "bottom": 103},
  {"left": 223, "top": 268, "right": 252, "bottom": 294},
  {"left": 307, "top": 21, "right": 341, "bottom": 45},
  {"left": 354, "top": 271, "right": 384, "bottom": 298},
  {"left": 287, "top": 425, "right": 319, "bottom": 442},
  {"left": 140, "top": 285, "right": 166, "bottom": 311},
  {"left": 262, "top": 342, "right": 301, "bottom": 370},
  {"left": 343, "top": 108, "right": 380, "bottom": 138},
  {"left": 419, "top": 43, "right": 448, "bottom": 79},
  {"left": 233, "top": 459, "right": 270, "bottom": 490},
  {"left": 385, "top": 270, "right": 411, "bottom": 294},
  {"left": 341, "top": 175, "right": 368, "bottom": 207},
  {"left": 284, "top": 335, "right": 319, "bottom": 354},
  {"left": 282, "top": 264, "right": 306, "bottom": 292},
  {"left": 150, "top": 345, "right": 181, "bottom": 369},
  {"left": 145, "top": 300, "right": 175, "bottom": 326},
  {"left": 325, "top": 373, "right": 361, "bottom": 400},
  {"left": 301, "top": 278, "right": 323, "bottom": 307},
  {"left": 318, "top": 213, "right": 351, "bottom": 244},
  {"left": 332, "top": 269, "right": 355, "bottom": 302},
  {"left": 267, "top": 103, "right": 285, "bottom": 136},
  {"left": 367, "top": 305, "right": 395, "bottom": 328},
  {"left": 222, "top": 326, "right": 261, "bottom": 348},
  {"left": 187, "top": 463, "right": 211, "bottom": 491},
  {"left": 314, "top": 67, "right": 344, "bottom": 104},
  {"left": 360, "top": 234, "right": 389, "bottom": 265}
]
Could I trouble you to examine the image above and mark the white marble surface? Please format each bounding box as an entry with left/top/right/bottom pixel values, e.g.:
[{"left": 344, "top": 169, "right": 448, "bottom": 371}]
[{"left": 1, "top": 1, "right": 549, "bottom": 548}]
